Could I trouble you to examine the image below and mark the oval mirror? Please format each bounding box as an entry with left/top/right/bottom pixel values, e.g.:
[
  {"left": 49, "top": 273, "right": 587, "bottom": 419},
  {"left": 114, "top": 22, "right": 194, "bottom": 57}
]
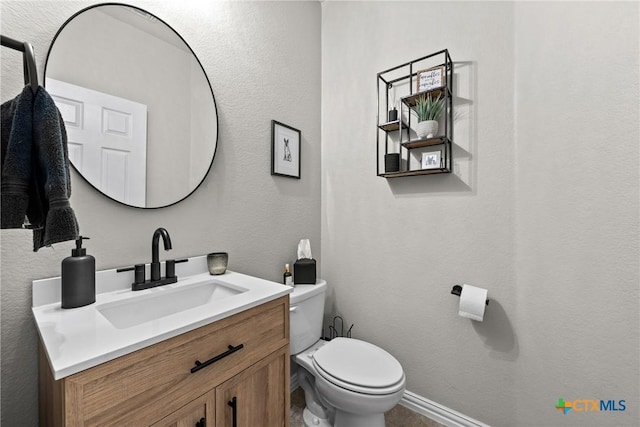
[{"left": 45, "top": 3, "right": 218, "bottom": 208}]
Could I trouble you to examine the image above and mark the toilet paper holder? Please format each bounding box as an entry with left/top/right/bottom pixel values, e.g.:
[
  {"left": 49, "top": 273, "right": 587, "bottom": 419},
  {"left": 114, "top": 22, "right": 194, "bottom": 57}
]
[{"left": 451, "top": 285, "right": 489, "bottom": 305}]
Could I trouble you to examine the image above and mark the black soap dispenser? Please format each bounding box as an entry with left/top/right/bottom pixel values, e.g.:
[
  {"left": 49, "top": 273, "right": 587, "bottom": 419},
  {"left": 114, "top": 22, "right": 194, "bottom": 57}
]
[{"left": 61, "top": 236, "right": 96, "bottom": 309}]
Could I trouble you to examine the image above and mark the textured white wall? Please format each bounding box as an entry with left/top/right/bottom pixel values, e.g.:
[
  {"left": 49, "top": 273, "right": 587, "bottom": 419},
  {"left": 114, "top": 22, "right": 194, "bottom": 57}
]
[
  {"left": 513, "top": 2, "right": 639, "bottom": 426},
  {"left": 321, "top": 1, "right": 638, "bottom": 426},
  {"left": 0, "top": 1, "right": 320, "bottom": 425},
  {"left": 321, "top": 2, "right": 518, "bottom": 424}
]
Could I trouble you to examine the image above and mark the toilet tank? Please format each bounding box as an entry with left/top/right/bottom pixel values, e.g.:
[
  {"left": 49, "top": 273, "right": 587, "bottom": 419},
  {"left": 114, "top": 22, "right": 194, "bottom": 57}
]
[{"left": 289, "top": 279, "right": 327, "bottom": 355}]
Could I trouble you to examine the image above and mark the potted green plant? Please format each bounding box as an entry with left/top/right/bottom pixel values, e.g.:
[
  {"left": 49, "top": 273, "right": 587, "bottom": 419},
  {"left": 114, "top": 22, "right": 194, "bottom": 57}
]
[{"left": 413, "top": 93, "right": 444, "bottom": 139}]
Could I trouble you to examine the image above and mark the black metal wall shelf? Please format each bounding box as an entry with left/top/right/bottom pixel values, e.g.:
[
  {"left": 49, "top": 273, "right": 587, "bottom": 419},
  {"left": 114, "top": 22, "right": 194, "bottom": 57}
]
[
  {"left": 378, "top": 120, "right": 408, "bottom": 133},
  {"left": 381, "top": 167, "right": 450, "bottom": 178},
  {"left": 401, "top": 87, "right": 451, "bottom": 108},
  {"left": 376, "top": 49, "right": 454, "bottom": 178},
  {"left": 402, "top": 136, "right": 451, "bottom": 149}
]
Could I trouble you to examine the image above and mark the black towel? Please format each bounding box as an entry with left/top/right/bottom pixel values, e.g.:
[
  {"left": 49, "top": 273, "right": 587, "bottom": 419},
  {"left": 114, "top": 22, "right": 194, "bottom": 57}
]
[
  {"left": 1, "top": 86, "right": 33, "bottom": 228},
  {"left": 1, "top": 86, "right": 79, "bottom": 251}
]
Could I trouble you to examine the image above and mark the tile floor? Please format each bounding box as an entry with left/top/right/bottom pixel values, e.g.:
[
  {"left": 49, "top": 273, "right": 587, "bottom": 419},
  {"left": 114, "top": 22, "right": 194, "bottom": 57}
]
[{"left": 290, "top": 388, "right": 446, "bottom": 427}]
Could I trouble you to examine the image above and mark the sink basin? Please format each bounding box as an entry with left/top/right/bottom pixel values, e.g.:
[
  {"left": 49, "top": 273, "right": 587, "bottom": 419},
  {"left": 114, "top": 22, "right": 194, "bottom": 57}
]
[{"left": 97, "top": 279, "right": 247, "bottom": 329}]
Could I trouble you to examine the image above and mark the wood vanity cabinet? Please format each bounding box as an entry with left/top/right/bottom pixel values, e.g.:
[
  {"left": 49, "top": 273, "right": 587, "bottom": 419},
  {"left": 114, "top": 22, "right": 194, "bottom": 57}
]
[
  {"left": 39, "top": 296, "right": 290, "bottom": 427},
  {"left": 149, "top": 392, "right": 212, "bottom": 427}
]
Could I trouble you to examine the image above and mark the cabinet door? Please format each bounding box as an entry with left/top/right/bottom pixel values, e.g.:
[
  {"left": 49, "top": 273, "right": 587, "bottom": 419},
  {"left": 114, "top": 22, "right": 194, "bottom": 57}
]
[
  {"left": 216, "top": 346, "right": 290, "bottom": 427},
  {"left": 150, "top": 391, "right": 214, "bottom": 427}
]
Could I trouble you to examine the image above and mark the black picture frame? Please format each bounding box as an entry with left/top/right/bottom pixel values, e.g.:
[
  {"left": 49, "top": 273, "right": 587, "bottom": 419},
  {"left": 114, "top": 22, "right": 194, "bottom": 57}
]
[{"left": 271, "top": 120, "right": 301, "bottom": 179}]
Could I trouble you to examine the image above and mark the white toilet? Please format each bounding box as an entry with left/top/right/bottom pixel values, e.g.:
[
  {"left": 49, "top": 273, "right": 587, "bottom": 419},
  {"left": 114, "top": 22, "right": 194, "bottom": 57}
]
[{"left": 290, "top": 280, "right": 406, "bottom": 427}]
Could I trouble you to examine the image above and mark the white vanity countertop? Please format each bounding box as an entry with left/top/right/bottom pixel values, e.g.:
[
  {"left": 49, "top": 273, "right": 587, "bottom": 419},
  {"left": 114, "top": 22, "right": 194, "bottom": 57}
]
[{"left": 32, "top": 255, "right": 292, "bottom": 380}]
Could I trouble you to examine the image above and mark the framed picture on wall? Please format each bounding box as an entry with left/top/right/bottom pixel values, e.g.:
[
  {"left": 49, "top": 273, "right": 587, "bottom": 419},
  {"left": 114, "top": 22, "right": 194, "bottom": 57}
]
[{"left": 271, "top": 120, "right": 301, "bottom": 179}]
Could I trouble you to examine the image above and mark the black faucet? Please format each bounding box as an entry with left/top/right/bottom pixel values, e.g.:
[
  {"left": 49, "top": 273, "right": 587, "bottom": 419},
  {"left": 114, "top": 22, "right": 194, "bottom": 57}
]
[
  {"left": 115, "top": 227, "right": 189, "bottom": 291},
  {"left": 151, "top": 227, "right": 172, "bottom": 281}
]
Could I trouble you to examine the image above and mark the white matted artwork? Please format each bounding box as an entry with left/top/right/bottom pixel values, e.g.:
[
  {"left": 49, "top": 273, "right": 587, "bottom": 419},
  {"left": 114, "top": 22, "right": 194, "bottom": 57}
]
[
  {"left": 271, "top": 120, "right": 301, "bottom": 179},
  {"left": 421, "top": 151, "right": 442, "bottom": 169}
]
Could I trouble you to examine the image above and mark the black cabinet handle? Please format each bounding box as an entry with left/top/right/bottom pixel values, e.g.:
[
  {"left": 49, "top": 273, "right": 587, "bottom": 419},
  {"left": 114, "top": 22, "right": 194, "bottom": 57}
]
[
  {"left": 190, "top": 344, "right": 244, "bottom": 374},
  {"left": 228, "top": 397, "right": 237, "bottom": 427},
  {"left": 195, "top": 417, "right": 206, "bottom": 427}
]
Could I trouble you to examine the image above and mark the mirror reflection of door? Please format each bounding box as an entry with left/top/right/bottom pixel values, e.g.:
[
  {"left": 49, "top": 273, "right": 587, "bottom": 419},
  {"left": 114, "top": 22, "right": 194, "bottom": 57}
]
[
  {"left": 48, "top": 78, "right": 147, "bottom": 206},
  {"left": 45, "top": 4, "right": 218, "bottom": 208}
]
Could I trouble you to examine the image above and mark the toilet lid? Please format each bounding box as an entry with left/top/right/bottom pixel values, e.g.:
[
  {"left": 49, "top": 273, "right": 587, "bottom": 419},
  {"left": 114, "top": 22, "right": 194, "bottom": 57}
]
[{"left": 312, "top": 338, "right": 404, "bottom": 390}]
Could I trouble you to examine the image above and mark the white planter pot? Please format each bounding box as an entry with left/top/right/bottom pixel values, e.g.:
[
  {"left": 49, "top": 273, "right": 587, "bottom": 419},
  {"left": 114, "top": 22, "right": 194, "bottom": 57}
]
[{"left": 416, "top": 120, "right": 438, "bottom": 139}]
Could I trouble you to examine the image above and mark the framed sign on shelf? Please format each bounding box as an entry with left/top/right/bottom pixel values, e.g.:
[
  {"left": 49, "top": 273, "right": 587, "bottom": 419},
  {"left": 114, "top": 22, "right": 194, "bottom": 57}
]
[{"left": 416, "top": 65, "right": 445, "bottom": 92}]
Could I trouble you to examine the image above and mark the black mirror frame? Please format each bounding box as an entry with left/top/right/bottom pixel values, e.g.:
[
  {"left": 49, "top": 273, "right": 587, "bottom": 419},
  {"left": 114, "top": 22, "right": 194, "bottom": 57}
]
[{"left": 44, "top": 2, "right": 219, "bottom": 209}]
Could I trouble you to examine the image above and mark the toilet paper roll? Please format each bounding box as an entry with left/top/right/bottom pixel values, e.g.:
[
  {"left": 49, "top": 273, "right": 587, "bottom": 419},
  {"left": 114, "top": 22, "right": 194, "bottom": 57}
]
[{"left": 458, "top": 284, "right": 487, "bottom": 322}]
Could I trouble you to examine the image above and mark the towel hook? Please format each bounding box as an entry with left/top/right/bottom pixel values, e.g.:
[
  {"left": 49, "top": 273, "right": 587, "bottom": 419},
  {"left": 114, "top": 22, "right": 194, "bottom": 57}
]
[
  {"left": 22, "top": 41, "right": 38, "bottom": 93},
  {"left": 1, "top": 35, "right": 39, "bottom": 93}
]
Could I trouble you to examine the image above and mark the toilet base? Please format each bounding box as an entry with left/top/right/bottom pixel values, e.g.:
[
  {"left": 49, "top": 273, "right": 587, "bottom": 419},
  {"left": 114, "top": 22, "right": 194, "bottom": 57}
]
[
  {"left": 303, "top": 407, "right": 332, "bottom": 427},
  {"left": 334, "top": 410, "right": 385, "bottom": 427}
]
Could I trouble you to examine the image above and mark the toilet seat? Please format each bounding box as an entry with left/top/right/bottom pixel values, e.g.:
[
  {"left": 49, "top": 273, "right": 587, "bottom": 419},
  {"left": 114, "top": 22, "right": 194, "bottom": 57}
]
[{"left": 312, "top": 338, "right": 405, "bottom": 395}]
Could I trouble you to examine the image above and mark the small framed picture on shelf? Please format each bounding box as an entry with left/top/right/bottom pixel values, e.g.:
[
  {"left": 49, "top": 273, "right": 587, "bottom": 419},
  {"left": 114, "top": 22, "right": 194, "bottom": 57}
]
[
  {"left": 421, "top": 151, "right": 442, "bottom": 170},
  {"left": 271, "top": 120, "right": 301, "bottom": 179},
  {"left": 416, "top": 66, "right": 445, "bottom": 92}
]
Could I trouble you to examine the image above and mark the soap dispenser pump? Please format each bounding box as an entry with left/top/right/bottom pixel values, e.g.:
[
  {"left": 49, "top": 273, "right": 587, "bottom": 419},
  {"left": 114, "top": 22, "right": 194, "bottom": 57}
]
[{"left": 61, "top": 236, "right": 96, "bottom": 309}]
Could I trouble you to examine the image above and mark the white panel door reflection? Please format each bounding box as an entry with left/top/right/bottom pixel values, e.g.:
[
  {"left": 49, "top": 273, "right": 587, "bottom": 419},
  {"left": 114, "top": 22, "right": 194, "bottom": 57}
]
[{"left": 47, "top": 78, "right": 147, "bottom": 206}]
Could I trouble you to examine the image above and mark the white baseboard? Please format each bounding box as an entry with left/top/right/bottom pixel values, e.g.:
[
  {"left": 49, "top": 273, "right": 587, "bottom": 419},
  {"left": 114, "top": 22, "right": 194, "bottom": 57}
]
[
  {"left": 400, "top": 390, "right": 490, "bottom": 427},
  {"left": 291, "top": 374, "right": 488, "bottom": 427}
]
